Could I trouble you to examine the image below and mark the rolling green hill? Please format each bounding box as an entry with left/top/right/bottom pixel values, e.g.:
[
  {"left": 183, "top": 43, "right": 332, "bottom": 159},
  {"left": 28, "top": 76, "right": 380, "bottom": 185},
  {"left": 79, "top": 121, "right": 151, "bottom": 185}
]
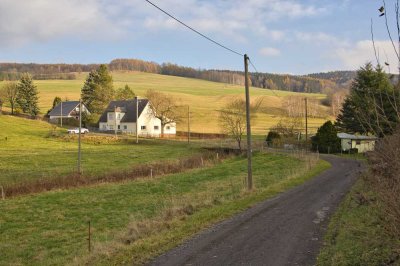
[{"left": 1, "top": 71, "right": 329, "bottom": 134}]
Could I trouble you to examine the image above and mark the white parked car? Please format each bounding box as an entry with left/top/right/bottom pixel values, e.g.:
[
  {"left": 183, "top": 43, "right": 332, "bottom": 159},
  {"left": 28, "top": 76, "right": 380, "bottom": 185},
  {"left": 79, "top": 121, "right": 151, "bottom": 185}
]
[{"left": 67, "top": 128, "right": 89, "bottom": 134}]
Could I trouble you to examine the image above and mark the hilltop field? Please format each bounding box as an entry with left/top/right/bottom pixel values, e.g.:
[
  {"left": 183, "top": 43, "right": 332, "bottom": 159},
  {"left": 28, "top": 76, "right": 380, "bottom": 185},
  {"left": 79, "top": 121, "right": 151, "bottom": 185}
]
[{"left": 1, "top": 71, "right": 329, "bottom": 134}]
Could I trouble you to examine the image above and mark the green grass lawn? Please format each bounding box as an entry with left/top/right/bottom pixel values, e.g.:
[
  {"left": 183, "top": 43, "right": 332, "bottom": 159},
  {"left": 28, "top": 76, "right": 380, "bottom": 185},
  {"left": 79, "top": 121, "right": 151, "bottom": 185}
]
[
  {"left": 317, "top": 178, "right": 400, "bottom": 266},
  {"left": 0, "top": 115, "right": 200, "bottom": 186},
  {"left": 0, "top": 152, "right": 330, "bottom": 265},
  {"left": 1, "top": 71, "right": 330, "bottom": 134}
]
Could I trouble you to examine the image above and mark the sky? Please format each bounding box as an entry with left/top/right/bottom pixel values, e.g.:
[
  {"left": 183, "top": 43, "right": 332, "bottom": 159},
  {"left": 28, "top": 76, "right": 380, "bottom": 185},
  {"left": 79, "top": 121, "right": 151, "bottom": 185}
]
[{"left": 0, "top": 0, "right": 399, "bottom": 75}]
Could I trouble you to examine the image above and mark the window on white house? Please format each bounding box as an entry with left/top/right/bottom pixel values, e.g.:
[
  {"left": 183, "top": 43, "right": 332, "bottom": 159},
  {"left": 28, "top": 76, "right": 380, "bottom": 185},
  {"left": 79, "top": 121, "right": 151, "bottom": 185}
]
[
  {"left": 166, "top": 126, "right": 171, "bottom": 130},
  {"left": 108, "top": 113, "right": 114, "bottom": 120},
  {"left": 154, "top": 126, "right": 159, "bottom": 130},
  {"left": 124, "top": 125, "right": 127, "bottom": 130},
  {"left": 355, "top": 140, "right": 361, "bottom": 145},
  {"left": 117, "top": 113, "right": 121, "bottom": 119},
  {"left": 141, "top": 126, "right": 146, "bottom": 130},
  {"left": 118, "top": 125, "right": 120, "bottom": 130}
]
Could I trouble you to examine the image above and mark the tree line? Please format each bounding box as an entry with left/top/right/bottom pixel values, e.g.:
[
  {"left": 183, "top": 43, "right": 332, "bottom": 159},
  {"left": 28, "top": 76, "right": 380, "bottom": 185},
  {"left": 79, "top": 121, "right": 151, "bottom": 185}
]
[{"left": 0, "top": 59, "right": 352, "bottom": 94}]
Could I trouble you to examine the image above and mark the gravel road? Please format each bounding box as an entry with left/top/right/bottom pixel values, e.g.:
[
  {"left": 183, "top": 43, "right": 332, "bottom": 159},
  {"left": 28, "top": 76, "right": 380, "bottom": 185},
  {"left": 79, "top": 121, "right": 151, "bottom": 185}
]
[{"left": 149, "top": 155, "right": 363, "bottom": 266}]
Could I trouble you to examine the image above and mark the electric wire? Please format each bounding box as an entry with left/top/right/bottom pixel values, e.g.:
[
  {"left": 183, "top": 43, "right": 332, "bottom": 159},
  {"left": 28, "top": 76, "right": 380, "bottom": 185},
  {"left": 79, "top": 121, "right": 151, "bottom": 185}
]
[
  {"left": 144, "top": 0, "right": 244, "bottom": 57},
  {"left": 249, "top": 58, "right": 281, "bottom": 98},
  {"left": 144, "top": 0, "right": 284, "bottom": 99}
]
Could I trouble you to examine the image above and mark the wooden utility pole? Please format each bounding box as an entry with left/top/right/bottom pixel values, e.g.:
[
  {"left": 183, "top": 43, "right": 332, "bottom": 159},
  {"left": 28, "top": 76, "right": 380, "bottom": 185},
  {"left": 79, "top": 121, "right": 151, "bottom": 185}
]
[
  {"left": 88, "top": 220, "right": 91, "bottom": 253},
  {"left": 60, "top": 101, "right": 63, "bottom": 127},
  {"left": 244, "top": 54, "right": 253, "bottom": 190},
  {"left": 136, "top": 97, "right": 139, "bottom": 144},
  {"left": 305, "top": 98, "right": 308, "bottom": 141},
  {"left": 114, "top": 106, "right": 117, "bottom": 138},
  {"left": 187, "top": 105, "right": 190, "bottom": 144},
  {"left": 78, "top": 99, "right": 82, "bottom": 174}
]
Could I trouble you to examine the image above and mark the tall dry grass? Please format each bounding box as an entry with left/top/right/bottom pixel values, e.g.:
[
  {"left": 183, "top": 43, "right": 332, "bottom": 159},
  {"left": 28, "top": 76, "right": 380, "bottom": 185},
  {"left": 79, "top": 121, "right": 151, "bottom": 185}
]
[
  {"left": 2, "top": 148, "right": 241, "bottom": 199},
  {"left": 366, "top": 129, "right": 400, "bottom": 238}
]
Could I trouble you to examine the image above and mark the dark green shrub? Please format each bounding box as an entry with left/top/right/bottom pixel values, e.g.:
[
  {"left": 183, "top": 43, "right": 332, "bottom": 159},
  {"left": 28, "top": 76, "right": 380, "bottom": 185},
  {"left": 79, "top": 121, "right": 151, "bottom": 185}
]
[
  {"left": 266, "top": 131, "right": 280, "bottom": 147},
  {"left": 312, "top": 121, "right": 341, "bottom": 153},
  {"left": 349, "top": 148, "right": 358, "bottom": 154}
]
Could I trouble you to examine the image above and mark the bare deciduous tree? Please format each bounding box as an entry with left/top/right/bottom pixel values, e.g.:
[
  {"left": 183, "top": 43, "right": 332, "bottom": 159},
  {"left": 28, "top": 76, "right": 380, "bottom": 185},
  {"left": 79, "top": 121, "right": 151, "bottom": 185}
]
[
  {"left": 145, "top": 89, "right": 181, "bottom": 136},
  {"left": 270, "top": 117, "right": 304, "bottom": 137},
  {"left": 219, "top": 98, "right": 261, "bottom": 151},
  {"left": 0, "top": 81, "right": 19, "bottom": 114},
  {"left": 329, "top": 89, "right": 348, "bottom": 117},
  {"left": 282, "top": 96, "right": 324, "bottom": 118}
]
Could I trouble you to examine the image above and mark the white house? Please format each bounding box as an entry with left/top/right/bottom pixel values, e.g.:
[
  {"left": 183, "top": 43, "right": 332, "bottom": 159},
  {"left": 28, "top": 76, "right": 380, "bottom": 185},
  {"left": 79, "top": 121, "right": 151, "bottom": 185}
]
[
  {"left": 48, "top": 101, "right": 90, "bottom": 122},
  {"left": 98, "top": 97, "right": 176, "bottom": 137},
  {"left": 337, "top": 133, "right": 377, "bottom": 153}
]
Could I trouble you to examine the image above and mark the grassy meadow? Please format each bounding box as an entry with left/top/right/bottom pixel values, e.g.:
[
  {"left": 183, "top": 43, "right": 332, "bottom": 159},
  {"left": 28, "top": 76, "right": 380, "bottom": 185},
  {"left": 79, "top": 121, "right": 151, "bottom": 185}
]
[
  {"left": 0, "top": 115, "right": 200, "bottom": 186},
  {"left": 1, "top": 71, "right": 329, "bottom": 134},
  {"left": 0, "top": 151, "right": 329, "bottom": 265}
]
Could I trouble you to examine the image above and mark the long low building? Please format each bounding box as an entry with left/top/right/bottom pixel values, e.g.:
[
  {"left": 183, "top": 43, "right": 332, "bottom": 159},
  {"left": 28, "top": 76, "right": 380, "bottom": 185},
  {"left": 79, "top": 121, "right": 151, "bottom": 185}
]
[{"left": 337, "top": 133, "right": 377, "bottom": 153}]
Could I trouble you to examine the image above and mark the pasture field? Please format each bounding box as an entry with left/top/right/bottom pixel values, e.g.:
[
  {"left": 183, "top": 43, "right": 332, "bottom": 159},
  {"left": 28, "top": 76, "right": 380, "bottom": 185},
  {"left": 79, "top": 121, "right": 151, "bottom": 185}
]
[
  {"left": 0, "top": 151, "right": 329, "bottom": 265},
  {"left": 1, "top": 71, "right": 329, "bottom": 134},
  {"left": 0, "top": 115, "right": 200, "bottom": 186}
]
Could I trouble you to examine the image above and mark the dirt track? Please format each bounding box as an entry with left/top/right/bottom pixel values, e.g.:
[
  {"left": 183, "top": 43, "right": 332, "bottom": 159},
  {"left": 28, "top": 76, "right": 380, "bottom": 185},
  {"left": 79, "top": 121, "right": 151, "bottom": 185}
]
[{"left": 149, "top": 155, "right": 363, "bottom": 266}]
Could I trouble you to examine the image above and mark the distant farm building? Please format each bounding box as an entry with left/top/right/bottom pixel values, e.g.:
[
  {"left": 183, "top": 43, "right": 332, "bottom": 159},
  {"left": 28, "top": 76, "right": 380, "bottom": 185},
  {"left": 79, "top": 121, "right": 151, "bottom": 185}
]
[
  {"left": 48, "top": 101, "right": 90, "bottom": 122},
  {"left": 337, "top": 133, "right": 377, "bottom": 153},
  {"left": 98, "top": 97, "right": 176, "bottom": 137}
]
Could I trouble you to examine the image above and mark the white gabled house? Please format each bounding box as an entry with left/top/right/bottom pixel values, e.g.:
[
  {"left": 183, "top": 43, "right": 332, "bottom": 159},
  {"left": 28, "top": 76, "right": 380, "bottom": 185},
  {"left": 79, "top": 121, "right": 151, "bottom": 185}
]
[
  {"left": 98, "top": 97, "right": 176, "bottom": 137},
  {"left": 48, "top": 101, "right": 90, "bottom": 122}
]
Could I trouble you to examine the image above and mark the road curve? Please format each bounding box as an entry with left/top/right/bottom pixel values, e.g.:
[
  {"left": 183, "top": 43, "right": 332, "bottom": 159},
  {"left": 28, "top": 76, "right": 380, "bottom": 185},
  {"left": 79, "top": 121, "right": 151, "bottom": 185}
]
[{"left": 149, "top": 155, "right": 363, "bottom": 266}]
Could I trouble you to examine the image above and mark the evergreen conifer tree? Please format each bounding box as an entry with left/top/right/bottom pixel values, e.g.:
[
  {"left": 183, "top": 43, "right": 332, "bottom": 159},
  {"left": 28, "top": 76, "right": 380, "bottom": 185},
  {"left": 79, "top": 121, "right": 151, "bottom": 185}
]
[
  {"left": 16, "top": 73, "right": 39, "bottom": 116},
  {"left": 312, "top": 121, "right": 341, "bottom": 153},
  {"left": 81, "top": 64, "right": 114, "bottom": 114}
]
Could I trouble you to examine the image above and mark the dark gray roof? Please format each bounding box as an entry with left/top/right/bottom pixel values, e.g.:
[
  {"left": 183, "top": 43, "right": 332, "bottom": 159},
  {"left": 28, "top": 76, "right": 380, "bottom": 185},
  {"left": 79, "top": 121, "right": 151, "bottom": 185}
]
[
  {"left": 98, "top": 98, "right": 149, "bottom": 123},
  {"left": 48, "top": 101, "right": 80, "bottom": 117},
  {"left": 337, "top": 133, "right": 377, "bottom": 140}
]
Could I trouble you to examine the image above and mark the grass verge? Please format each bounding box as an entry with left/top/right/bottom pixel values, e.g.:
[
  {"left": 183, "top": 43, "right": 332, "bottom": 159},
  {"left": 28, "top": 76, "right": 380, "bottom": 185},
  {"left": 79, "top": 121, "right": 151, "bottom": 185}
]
[
  {"left": 317, "top": 177, "right": 400, "bottom": 266},
  {"left": 0, "top": 152, "right": 329, "bottom": 265}
]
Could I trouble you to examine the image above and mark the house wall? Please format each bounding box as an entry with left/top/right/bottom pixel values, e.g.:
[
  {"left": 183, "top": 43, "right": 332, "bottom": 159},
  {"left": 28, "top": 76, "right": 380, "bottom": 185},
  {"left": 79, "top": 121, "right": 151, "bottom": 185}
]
[
  {"left": 340, "top": 138, "right": 376, "bottom": 153},
  {"left": 351, "top": 140, "right": 375, "bottom": 153},
  {"left": 138, "top": 105, "right": 162, "bottom": 137},
  {"left": 99, "top": 111, "right": 126, "bottom": 131},
  {"left": 341, "top": 138, "right": 352, "bottom": 151}
]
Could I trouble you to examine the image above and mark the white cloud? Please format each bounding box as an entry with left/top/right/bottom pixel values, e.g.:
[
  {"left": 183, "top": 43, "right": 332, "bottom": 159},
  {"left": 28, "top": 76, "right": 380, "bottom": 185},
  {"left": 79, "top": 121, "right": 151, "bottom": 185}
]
[
  {"left": 0, "top": 0, "right": 125, "bottom": 47},
  {"left": 294, "top": 31, "right": 348, "bottom": 46},
  {"left": 335, "top": 40, "right": 398, "bottom": 72},
  {"left": 259, "top": 47, "right": 281, "bottom": 57},
  {"left": 0, "top": 0, "right": 328, "bottom": 55},
  {"left": 134, "top": 0, "right": 325, "bottom": 42}
]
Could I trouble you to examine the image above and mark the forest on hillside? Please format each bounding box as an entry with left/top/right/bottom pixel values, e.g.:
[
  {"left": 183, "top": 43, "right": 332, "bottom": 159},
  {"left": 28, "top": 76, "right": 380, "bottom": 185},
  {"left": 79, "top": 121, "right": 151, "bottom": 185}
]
[
  {"left": 306, "top": 71, "right": 357, "bottom": 86},
  {"left": 0, "top": 59, "right": 356, "bottom": 93}
]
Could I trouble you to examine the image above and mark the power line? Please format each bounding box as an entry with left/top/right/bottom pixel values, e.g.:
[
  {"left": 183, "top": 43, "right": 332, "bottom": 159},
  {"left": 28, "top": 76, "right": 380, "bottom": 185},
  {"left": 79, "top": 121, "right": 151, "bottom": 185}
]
[
  {"left": 248, "top": 58, "right": 281, "bottom": 98},
  {"left": 249, "top": 59, "right": 259, "bottom": 73},
  {"left": 144, "top": 0, "right": 244, "bottom": 57}
]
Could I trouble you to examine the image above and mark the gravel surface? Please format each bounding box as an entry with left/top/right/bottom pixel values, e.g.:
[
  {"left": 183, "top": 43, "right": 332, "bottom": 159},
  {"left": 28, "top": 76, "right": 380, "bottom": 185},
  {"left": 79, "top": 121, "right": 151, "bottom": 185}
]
[{"left": 149, "top": 155, "right": 363, "bottom": 266}]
